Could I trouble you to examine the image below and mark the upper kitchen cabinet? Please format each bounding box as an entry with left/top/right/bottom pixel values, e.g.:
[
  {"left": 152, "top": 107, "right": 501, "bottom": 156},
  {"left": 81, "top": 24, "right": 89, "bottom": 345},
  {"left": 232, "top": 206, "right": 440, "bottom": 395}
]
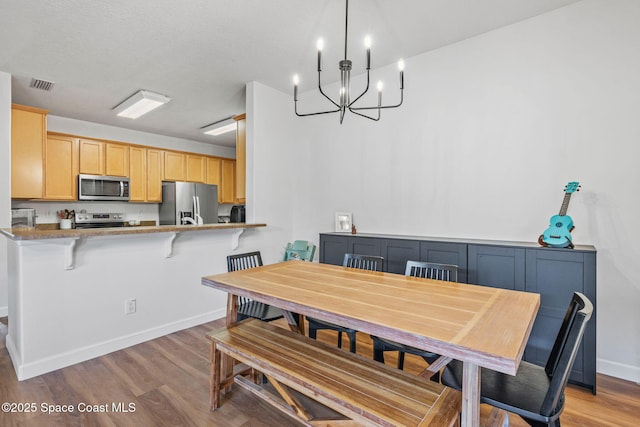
[
  {"left": 220, "top": 159, "right": 236, "bottom": 204},
  {"left": 186, "top": 154, "right": 206, "bottom": 183},
  {"left": 11, "top": 104, "right": 47, "bottom": 199},
  {"left": 234, "top": 114, "right": 246, "bottom": 204},
  {"left": 163, "top": 150, "right": 186, "bottom": 181},
  {"left": 79, "top": 139, "right": 129, "bottom": 177},
  {"left": 206, "top": 157, "right": 222, "bottom": 202},
  {"left": 44, "top": 134, "right": 79, "bottom": 200},
  {"left": 129, "top": 147, "right": 162, "bottom": 202}
]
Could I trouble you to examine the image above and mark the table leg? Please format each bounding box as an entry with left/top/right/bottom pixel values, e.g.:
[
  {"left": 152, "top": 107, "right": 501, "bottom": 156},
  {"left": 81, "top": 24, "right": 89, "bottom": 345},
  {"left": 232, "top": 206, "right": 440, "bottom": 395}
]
[
  {"left": 461, "top": 362, "right": 480, "bottom": 427},
  {"left": 221, "top": 294, "right": 239, "bottom": 394}
]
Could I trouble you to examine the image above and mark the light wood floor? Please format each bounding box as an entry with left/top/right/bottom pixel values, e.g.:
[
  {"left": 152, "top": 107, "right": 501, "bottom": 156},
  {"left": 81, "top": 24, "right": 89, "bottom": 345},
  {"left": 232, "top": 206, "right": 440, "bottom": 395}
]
[{"left": 1, "top": 316, "right": 638, "bottom": 426}]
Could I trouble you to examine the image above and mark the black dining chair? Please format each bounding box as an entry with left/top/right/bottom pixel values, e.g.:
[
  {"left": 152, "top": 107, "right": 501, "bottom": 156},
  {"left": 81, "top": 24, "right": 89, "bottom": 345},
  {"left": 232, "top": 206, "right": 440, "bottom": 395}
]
[
  {"left": 440, "top": 292, "right": 593, "bottom": 427},
  {"left": 227, "top": 251, "right": 284, "bottom": 322},
  {"left": 371, "top": 261, "right": 458, "bottom": 370},
  {"left": 307, "top": 253, "right": 384, "bottom": 353}
]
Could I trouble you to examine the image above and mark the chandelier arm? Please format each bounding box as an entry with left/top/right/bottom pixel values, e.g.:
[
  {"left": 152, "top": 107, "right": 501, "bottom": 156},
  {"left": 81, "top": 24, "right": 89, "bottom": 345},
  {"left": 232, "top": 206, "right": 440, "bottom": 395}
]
[
  {"left": 317, "top": 71, "right": 341, "bottom": 108},
  {"left": 347, "top": 69, "right": 371, "bottom": 107},
  {"left": 295, "top": 104, "right": 342, "bottom": 117},
  {"left": 348, "top": 107, "right": 381, "bottom": 121},
  {"left": 350, "top": 90, "right": 404, "bottom": 111}
]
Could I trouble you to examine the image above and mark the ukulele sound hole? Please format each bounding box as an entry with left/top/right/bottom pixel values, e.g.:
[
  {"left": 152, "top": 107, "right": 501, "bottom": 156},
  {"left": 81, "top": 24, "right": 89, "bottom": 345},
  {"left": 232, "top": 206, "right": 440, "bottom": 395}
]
[{"left": 555, "top": 222, "right": 564, "bottom": 227}]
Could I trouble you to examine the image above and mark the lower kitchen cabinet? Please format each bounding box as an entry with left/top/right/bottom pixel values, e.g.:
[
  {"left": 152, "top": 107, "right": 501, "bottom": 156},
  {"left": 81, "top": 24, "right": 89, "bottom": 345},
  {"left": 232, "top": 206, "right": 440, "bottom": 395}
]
[{"left": 319, "top": 232, "right": 597, "bottom": 393}]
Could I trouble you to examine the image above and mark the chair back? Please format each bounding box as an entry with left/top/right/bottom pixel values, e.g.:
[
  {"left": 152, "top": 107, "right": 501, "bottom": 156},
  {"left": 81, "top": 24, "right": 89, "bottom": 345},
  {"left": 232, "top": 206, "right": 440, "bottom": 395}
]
[
  {"left": 343, "top": 253, "right": 384, "bottom": 271},
  {"left": 540, "top": 292, "right": 593, "bottom": 416},
  {"left": 405, "top": 261, "right": 458, "bottom": 282},
  {"left": 227, "top": 251, "right": 263, "bottom": 272},
  {"left": 283, "top": 240, "right": 316, "bottom": 262}
]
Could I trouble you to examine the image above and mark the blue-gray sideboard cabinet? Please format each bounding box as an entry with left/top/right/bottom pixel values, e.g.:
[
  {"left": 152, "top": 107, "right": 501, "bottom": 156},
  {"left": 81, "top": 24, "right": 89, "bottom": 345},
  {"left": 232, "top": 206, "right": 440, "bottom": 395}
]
[{"left": 319, "top": 232, "right": 597, "bottom": 393}]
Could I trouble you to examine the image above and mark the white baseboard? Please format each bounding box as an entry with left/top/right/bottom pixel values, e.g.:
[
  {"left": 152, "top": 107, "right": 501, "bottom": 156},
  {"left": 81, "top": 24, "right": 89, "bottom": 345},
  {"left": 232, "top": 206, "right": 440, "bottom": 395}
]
[
  {"left": 8, "top": 308, "right": 226, "bottom": 381},
  {"left": 0, "top": 305, "right": 7, "bottom": 317},
  {"left": 598, "top": 358, "right": 640, "bottom": 384}
]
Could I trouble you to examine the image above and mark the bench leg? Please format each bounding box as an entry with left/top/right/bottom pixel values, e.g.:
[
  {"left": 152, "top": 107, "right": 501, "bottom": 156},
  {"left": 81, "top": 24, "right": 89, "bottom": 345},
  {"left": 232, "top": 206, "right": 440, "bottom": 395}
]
[{"left": 210, "top": 342, "right": 222, "bottom": 410}]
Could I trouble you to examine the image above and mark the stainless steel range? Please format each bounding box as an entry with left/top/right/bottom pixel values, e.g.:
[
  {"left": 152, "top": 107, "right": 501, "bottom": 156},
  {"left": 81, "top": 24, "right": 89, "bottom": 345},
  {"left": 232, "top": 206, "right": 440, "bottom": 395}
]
[{"left": 74, "top": 212, "right": 126, "bottom": 229}]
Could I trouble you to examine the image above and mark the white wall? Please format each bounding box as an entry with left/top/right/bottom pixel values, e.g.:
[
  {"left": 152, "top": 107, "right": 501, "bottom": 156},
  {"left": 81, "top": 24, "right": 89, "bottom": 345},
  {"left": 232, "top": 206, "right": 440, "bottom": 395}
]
[
  {"left": 252, "top": 0, "right": 640, "bottom": 382},
  {"left": 0, "top": 71, "right": 11, "bottom": 316}
]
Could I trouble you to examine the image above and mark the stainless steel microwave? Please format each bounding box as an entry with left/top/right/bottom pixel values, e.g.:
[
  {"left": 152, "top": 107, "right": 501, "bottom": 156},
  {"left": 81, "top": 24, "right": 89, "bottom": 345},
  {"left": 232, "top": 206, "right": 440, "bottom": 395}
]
[{"left": 78, "top": 174, "right": 130, "bottom": 201}]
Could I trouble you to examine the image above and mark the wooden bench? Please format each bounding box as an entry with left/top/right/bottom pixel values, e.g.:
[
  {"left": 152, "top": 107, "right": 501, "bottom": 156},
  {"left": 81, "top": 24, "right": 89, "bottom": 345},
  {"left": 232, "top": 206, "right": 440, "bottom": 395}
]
[{"left": 207, "top": 318, "right": 461, "bottom": 427}]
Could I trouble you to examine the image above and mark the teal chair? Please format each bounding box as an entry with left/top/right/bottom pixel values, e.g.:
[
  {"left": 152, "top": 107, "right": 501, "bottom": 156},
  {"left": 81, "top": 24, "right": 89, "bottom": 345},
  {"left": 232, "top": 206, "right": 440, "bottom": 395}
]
[{"left": 283, "top": 240, "right": 316, "bottom": 262}]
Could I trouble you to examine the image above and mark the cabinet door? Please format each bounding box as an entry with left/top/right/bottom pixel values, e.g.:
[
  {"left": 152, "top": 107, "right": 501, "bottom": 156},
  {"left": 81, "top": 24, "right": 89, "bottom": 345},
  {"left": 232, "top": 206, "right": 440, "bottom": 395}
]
[
  {"left": 11, "top": 105, "right": 46, "bottom": 198},
  {"left": 383, "top": 239, "right": 420, "bottom": 274},
  {"left": 467, "top": 245, "right": 525, "bottom": 290},
  {"left": 206, "top": 157, "right": 222, "bottom": 202},
  {"left": 163, "top": 151, "right": 186, "bottom": 181},
  {"left": 235, "top": 115, "right": 246, "bottom": 203},
  {"left": 524, "top": 249, "right": 596, "bottom": 391},
  {"left": 79, "top": 139, "right": 105, "bottom": 175},
  {"left": 129, "top": 146, "right": 146, "bottom": 202},
  {"left": 319, "top": 234, "right": 350, "bottom": 266},
  {"left": 44, "top": 135, "right": 78, "bottom": 200},
  {"left": 105, "top": 143, "right": 129, "bottom": 177},
  {"left": 419, "top": 241, "right": 468, "bottom": 283},
  {"left": 221, "top": 159, "right": 235, "bottom": 203},
  {"left": 146, "top": 149, "right": 162, "bottom": 202},
  {"left": 186, "top": 154, "right": 206, "bottom": 183}
]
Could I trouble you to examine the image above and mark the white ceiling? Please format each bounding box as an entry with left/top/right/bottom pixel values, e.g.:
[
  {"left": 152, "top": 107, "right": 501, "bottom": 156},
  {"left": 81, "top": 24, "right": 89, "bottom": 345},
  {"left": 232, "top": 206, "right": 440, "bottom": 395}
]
[{"left": 0, "top": 0, "right": 581, "bottom": 148}]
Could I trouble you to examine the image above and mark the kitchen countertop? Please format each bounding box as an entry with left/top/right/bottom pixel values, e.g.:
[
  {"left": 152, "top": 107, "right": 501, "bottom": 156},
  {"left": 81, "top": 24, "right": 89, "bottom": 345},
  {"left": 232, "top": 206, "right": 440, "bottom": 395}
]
[{"left": 1, "top": 222, "right": 266, "bottom": 241}]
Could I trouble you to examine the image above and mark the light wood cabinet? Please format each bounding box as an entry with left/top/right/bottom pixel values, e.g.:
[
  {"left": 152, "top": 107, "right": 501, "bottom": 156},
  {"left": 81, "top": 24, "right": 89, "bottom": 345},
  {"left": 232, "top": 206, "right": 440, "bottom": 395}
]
[
  {"left": 79, "top": 139, "right": 104, "bottom": 175},
  {"left": 234, "top": 114, "right": 246, "bottom": 203},
  {"left": 11, "top": 104, "right": 47, "bottom": 198},
  {"left": 44, "top": 134, "right": 79, "bottom": 200},
  {"left": 129, "top": 146, "right": 147, "bottom": 202},
  {"left": 206, "top": 157, "right": 222, "bottom": 202},
  {"left": 163, "top": 151, "right": 186, "bottom": 181},
  {"left": 105, "top": 143, "right": 129, "bottom": 177},
  {"left": 186, "top": 154, "right": 206, "bottom": 183},
  {"left": 146, "top": 149, "right": 162, "bottom": 202},
  {"left": 129, "top": 147, "right": 162, "bottom": 202},
  {"left": 221, "top": 159, "right": 236, "bottom": 204},
  {"left": 80, "top": 140, "right": 129, "bottom": 177}
]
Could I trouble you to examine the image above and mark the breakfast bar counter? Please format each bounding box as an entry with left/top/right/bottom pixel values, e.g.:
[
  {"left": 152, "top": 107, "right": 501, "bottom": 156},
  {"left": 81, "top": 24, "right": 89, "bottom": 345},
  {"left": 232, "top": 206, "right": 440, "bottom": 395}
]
[{"left": 1, "top": 222, "right": 266, "bottom": 241}]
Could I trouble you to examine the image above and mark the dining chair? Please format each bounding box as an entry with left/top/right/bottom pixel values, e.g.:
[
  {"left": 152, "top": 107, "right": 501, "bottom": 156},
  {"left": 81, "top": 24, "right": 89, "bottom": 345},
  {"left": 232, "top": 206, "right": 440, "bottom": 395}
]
[
  {"left": 371, "top": 261, "right": 458, "bottom": 370},
  {"left": 282, "top": 240, "right": 316, "bottom": 262},
  {"left": 440, "top": 292, "right": 593, "bottom": 427},
  {"left": 307, "top": 253, "right": 384, "bottom": 353},
  {"left": 227, "top": 251, "right": 284, "bottom": 322}
]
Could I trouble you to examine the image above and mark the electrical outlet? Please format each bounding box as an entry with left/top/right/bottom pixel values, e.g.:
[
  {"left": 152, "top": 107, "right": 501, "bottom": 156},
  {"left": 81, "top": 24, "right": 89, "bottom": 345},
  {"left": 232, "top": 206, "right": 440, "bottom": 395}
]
[{"left": 125, "top": 298, "right": 137, "bottom": 315}]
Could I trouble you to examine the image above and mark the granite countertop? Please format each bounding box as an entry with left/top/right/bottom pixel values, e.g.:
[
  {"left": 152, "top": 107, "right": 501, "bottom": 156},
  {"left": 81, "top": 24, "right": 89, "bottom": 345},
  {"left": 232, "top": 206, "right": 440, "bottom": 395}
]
[{"left": 1, "top": 222, "right": 266, "bottom": 241}]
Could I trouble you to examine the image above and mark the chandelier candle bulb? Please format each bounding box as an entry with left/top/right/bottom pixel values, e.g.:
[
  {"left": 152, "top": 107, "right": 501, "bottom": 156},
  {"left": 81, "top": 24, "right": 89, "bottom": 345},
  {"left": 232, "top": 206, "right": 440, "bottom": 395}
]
[
  {"left": 293, "top": 75, "right": 299, "bottom": 101},
  {"left": 317, "top": 38, "right": 324, "bottom": 71},
  {"left": 364, "top": 36, "right": 372, "bottom": 69}
]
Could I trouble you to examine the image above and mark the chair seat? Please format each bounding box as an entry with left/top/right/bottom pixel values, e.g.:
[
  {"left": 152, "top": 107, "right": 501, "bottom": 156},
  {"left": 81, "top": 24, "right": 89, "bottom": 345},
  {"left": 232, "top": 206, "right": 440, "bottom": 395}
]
[
  {"left": 441, "top": 359, "right": 562, "bottom": 424},
  {"left": 238, "top": 300, "right": 284, "bottom": 322}
]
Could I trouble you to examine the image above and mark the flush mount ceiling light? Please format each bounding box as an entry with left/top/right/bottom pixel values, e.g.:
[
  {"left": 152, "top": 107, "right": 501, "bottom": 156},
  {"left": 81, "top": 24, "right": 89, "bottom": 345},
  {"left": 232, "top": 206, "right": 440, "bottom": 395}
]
[
  {"left": 201, "top": 117, "right": 236, "bottom": 136},
  {"left": 113, "top": 90, "right": 171, "bottom": 119},
  {"left": 292, "top": 0, "right": 405, "bottom": 124}
]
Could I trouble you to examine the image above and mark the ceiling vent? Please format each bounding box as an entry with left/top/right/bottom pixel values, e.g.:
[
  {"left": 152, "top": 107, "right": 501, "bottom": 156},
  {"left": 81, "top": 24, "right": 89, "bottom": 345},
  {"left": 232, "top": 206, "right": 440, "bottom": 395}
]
[{"left": 29, "top": 78, "right": 55, "bottom": 91}]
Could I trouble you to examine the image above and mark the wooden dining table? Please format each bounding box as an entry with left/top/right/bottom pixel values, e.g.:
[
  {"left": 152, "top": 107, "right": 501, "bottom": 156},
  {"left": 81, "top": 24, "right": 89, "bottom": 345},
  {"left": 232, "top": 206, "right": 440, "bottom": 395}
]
[{"left": 201, "top": 260, "right": 539, "bottom": 427}]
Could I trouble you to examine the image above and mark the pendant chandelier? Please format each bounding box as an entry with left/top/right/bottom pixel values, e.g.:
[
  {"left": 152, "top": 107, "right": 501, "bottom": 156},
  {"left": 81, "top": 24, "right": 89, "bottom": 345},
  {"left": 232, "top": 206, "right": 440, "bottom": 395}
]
[{"left": 293, "top": 0, "right": 405, "bottom": 124}]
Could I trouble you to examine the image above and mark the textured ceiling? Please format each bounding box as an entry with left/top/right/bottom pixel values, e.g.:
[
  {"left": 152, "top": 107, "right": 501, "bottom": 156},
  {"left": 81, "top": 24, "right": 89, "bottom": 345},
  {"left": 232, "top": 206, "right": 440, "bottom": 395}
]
[{"left": 0, "top": 0, "right": 581, "bottom": 147}]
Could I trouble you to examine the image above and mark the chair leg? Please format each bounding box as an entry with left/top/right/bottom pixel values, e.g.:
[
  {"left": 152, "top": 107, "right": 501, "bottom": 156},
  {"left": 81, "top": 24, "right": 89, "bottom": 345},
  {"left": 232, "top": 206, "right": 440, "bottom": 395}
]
[
  {"left": 397, "top": 351, "right": 406, "bottom": 370},
  {"left": 308, "top": 324, "right": 317, "bottom": 339},
  {"left": 337, "top": 331, "right": 343, "bottom": 349},
  {"left": 373, "top": 340, "right": 386, "bottom": 363},
  {"left": 348, "top": 331, "right": 357, "bottom": 353}
]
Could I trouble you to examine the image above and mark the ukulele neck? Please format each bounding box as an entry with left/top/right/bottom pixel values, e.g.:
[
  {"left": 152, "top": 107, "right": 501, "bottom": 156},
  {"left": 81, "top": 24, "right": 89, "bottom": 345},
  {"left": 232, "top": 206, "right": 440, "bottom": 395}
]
[{"left": 558, "top": 192, "right": 573, "bottom": 216}]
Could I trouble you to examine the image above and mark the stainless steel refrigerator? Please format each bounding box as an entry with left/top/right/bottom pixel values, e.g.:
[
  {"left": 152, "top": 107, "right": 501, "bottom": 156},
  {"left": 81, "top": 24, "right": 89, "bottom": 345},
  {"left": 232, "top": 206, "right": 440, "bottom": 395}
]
[{"left": 159, "top": 181, "right": 218, "bottom": 225}]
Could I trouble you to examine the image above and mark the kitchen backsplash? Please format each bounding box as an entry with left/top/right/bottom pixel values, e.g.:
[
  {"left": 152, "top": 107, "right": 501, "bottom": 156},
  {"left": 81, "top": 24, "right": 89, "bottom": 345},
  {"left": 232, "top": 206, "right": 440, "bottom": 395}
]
[{"left": 10, "top": 201, "right": 236, "bottom": 225}]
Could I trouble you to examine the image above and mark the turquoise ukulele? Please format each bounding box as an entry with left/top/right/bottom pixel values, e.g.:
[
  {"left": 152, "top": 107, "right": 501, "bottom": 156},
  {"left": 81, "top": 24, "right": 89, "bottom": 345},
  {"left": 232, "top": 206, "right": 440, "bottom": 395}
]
[{"left": 539, "top": 182, "right": 581, "bottom": 249}]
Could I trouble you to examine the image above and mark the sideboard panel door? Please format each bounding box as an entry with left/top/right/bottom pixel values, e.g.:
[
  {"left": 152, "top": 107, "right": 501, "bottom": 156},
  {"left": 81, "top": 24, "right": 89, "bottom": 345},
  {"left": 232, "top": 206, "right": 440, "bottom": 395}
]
[
  {"left": 468, "top": 245, "right": 525, "bottom": 291},
  {"left": 419, "top": 242, "right": 468, "bottom": 283}
]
